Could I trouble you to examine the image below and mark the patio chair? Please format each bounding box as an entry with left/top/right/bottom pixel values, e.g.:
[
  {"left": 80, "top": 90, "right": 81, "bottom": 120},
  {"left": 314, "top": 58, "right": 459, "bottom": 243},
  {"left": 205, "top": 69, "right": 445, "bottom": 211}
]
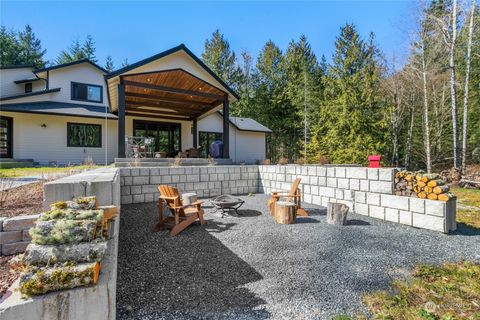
[
  {"left": 268, "top": 178, "right": 308, "bottom": 217},
  {"left": 155, "top": 185, "right": 205, "bottom": 236}
]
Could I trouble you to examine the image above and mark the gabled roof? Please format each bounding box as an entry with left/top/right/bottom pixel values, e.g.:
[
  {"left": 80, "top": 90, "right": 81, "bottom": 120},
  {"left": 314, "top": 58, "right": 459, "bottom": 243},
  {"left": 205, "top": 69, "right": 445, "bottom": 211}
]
[
  {"left": 106, "top": 44, "right": 239, "bottom": 100},
  {"left": 217, "top": 111, "right": 272, "bottom": 133},
  {"left": 0, "top": 101, "right": 117, "bottom": 119},
  {"left": 34, "top": 59, "right": 108, "bottom": 74},
  {"left": 0, "top": 88, "right": 61, "bottom": 101}
]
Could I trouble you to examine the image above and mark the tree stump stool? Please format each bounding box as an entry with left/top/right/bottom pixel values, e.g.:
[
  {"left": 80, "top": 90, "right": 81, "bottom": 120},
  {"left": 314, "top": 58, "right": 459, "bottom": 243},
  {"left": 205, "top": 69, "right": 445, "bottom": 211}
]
[
  {"left": 182, "top": 193, "right": 197, "bottom": 206},
  {"left": 327, "top": 202, "right": 349, "bottom": 225},
  {"left": 275, "top": 201, "right": 296, "bottom": 224}
]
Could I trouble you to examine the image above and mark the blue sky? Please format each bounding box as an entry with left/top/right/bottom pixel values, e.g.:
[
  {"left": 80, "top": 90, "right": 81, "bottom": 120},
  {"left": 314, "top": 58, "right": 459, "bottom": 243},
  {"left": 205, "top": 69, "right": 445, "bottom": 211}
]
[{"left": 1, "top": 1, "right": 416, "bottom": 69}]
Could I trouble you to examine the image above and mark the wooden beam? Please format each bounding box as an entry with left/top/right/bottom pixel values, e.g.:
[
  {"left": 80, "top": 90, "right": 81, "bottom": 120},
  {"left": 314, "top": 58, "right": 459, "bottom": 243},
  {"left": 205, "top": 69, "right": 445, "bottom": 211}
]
[
  {"left": 125, "top": 106, "right": 199, "bottom": 117},
  {"left": 193, "top": 118, "right": 198, "bottom": 148},
  {"left": 118, "top": 84, "right": 126, "bottom": 158},
  {"left": 223, "top": 99, "right": 229, "bottom": 158},
  {"left": 123, "top": 80, "right": 226, "bottom": 101},
  {"left": 125, "top": 91, "right": 216, "bottom": 107},
  {"left": 125, "top": 99, "right": 207, "bottom": 112},
  {"left": 126, "top": 111, "right": 192, "bottom": 121}
]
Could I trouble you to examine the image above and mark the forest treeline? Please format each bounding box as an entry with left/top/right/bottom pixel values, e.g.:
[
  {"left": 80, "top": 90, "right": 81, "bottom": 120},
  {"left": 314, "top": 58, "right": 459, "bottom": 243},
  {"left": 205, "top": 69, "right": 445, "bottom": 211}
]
[{"left": 1, "top": 0, "right": 478, "bottom": 173}]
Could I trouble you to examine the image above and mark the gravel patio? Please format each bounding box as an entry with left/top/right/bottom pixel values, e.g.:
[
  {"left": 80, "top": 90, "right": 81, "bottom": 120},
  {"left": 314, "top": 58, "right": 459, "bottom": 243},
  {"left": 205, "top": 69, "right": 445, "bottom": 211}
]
[{"left": 117, "top": 194, "right": 480, "bottom": 320}]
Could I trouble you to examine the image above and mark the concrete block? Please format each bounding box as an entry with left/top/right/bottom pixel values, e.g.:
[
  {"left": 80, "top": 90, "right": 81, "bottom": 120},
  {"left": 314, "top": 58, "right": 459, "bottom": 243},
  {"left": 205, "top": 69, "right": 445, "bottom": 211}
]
[
  {"left": 369, "top": 181, "right": 393, "bottom": 194},
  {"left": 22, "top": 229, "right": 32, "bottom": 242},
  {"left": 121, "top": 195, "right": 133, "bottom": 204},
  {"left": 412, "top": 213, "right": 445, "bottom": 232},
  {"left": 186, "top": 175, "right": 199, "bottom": 182},
  {"left": 130, "top": 186, "right": 141, "bottom": 195},
  {"left": 327, "top": 177, "right": 337, "bottom": 188},
  {"left": 425, "top": 200, "right": 446, "bottom": 217},
  {"left": 344, "top": 190, "right": 354, "bottom": 201},
  {"left": 318, "top": 177, "right": 327, "bottom": 186},
  {"left": 133, "top": 194, "right": 145, "bottom": 203},
  {"left": 335, "top": 189, "right": 344, "bottom": 200},
  {"left": 309, "top": 176, "right": 318, "bottom": 185},
  {"left": 2, "top": 241, "right": 29, "bottom": 255},
  {"left": 171, "top": 175, "right": 180, "bottom": 183},
  {"left": 321, "top": 197, "right": 330, "bottom": 207},
  {"left": 142, "top": 185, "right": 157, "bottom": 194},
  {"left": 124, "top": 176, "right": 133, "bottom": 186},
  {"left": 161, "top": 176, "right": 172, "bottom": 184},
  {"left": 150, "top": 176, "right": 161, "bottom": 184},
  {"left": 354, "top": 191, "right": 366, "bottom": 204},
  {"left": 311, "top": 185, "right": 319, "bottom": 195},
  {"left": 308, "top": 166, "right": 317, "bottom": 176},
  {"left": 385, "top": 208, "right": 399, "bottom": 223},
  {"left": 319, "top": 187, "right": 335, "bottom": 198},
  {"left": 130, "top": 168, "right": 140, "bottom": 176},
  {"left": 369, "top": 205, "right": 385, "bottom": 219},
  {"left": 132, "top": 176, "right": 149, "bottom": 185},
  {"left": 337, "top": 178, "right": 349, "bottom": 189},
  {"left": 367, "top": 168, "right": 379, "bottom": 180},
  {"left": 149, "top": 168, "right": 159, "bottom": 176},
  {"left": 335, "top": 167, "right": 346, "bottom": 178},
  {"left": 3, "top": 215, "right": 39, "bottom": 231},
  {"left": 360, "top": 180, "right": 369, "bottom": 191},
  {"left": 355, "top": 203, "right": 369, "bottom": 216},
  {"left": 366, "top": 192, "right": 380, "bottom": 206},
  {"left": 445, "top": 199, "right": 457, "bottom": 232},
  {"left": 381, "top": 194, "right": 409, "bottom": 211},
  {"left": 0, "top": 230, "right": 22, "bottom": 244},
  {"left": 144, "top": 193, "right": 154, "bottom": 202},
  {"left": 346, "top": 167, "right": 367, "bottom": 179},
  {"left": 409, "top": 198, "right": 425, "bottom": 214},
  {"left": 304, "top": 194, "right": 312, "bottom": 204},
  {"left": 140, "top": 168, "right": 150, "bottom": 176},
  {"left": 399, "top": 210, "right": 412, "bottom": 225},
  {"left": 378, "top": 169, "right": 394, "bottom": 181},
  {"left": 327, "top": 167, "right": 335, "bottom": 177},
  {"left": 312, "top": 195, "right": 321, "bottom": 206},
  {"left": 349, "top": 179, "right": 360, "bottom": 190},
  {"left": 317, "top": 167, "right": 326, "bottom": 177}
]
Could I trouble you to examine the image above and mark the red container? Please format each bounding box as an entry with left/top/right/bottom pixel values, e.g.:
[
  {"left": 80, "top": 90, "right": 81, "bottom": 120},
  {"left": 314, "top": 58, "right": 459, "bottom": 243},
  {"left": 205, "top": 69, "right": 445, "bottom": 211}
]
[{"left": 368, "top": 155, "right": 381, "bottom": 168}]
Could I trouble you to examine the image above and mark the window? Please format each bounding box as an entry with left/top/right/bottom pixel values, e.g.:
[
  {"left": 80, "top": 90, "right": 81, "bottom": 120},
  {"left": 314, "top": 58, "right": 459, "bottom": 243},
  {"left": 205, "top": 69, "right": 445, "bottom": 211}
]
[
  {"left": 67, "top": 123, "right": 101, "bottom": 147},
  {"left": 25, "top": 83, "right": 32, "bottom": 93},
  {"left": 71, "top": 82, "right": 103, "bottom": 103}
]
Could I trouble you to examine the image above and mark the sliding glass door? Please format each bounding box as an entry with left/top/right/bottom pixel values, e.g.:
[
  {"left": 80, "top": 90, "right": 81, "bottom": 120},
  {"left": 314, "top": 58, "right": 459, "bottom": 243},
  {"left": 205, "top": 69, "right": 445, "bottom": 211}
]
[
  {"left": 199, "top": 131, "right": 223, "bottom": 158},
  {"left": 0, "top": 116, "right": 12, "bottom": 158},
  {"left": 133, "top": 120, "right": 181, "bottom": 157}
]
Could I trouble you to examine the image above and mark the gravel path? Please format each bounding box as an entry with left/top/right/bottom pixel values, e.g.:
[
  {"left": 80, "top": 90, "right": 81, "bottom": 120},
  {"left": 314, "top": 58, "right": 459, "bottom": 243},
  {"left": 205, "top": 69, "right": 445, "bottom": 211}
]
[{"left": 117, "top": 194, "right": 480, "bottom": 320}]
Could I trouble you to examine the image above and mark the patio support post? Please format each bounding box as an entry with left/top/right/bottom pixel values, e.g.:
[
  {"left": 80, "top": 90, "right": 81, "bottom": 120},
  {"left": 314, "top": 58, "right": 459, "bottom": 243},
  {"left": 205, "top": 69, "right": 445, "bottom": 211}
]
[
  {"left": 222, "top": 99, "right": 230, "bottom": 158},
  {"left": 118, "top": 83, "right": 126, "bottom": 158},
  {"left": 193, "top": 118, "right": 198, "bottom": 148}
]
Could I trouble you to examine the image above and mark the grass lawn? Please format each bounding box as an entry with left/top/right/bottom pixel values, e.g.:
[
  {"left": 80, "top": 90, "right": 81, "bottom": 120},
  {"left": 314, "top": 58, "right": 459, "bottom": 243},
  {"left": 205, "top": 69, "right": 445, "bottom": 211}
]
[
  {"left": 0, "top": 165, "right": 110, "bottom": 178},
  {"left": 451, "top": 186, "right": 480, "bottom": 229}
]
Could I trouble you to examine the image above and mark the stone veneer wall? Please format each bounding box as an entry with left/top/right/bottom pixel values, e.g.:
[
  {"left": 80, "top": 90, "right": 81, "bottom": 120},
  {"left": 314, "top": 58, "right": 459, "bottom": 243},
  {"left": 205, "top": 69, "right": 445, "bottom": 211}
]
[
  {"left": 0, "top": 215, "right": 38, "bottom": 256},
  {"left": 119, "top": 165, "right": 456, "bottom": 233}
]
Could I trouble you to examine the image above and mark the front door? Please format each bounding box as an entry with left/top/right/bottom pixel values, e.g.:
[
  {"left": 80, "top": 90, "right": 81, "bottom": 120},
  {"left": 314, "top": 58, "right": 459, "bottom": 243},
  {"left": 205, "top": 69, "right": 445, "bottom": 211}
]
[
  {"left": 0, "top": 116, "right": 13, "bottom": 158},
  {"left": 133, "top": 120, "right": 181, "bottom": 157}
]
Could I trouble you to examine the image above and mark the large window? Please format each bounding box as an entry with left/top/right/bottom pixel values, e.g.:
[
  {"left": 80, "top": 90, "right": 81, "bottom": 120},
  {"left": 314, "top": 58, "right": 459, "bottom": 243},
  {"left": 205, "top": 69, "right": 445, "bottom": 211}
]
[
  {"left": 71, "top": 82, "right": 103, "bottom": 103},
  {"left": 133, "top": 120, "right": 181, "bottom": 157},
  {"left": 67, "top": 123, "right": 101, "bottom": 147},
  {"left": 199, "top": 131, "right": 223, "bottom": 158}
]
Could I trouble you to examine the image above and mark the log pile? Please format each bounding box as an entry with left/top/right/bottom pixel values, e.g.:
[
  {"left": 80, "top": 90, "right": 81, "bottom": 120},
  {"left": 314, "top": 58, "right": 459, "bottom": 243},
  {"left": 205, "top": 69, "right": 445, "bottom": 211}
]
[
  {"left": 395, "top": 171, "right": 454, "bottom": 201},
  {"left": 11, "top": 196, "right": 118, "bottom": 296}
]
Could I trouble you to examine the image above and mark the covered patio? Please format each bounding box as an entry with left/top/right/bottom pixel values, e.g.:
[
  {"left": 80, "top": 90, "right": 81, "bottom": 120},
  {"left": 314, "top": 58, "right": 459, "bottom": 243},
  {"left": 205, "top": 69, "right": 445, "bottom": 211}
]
[{"left": 105, "top": 44, "right": 239, "bottom": 159}]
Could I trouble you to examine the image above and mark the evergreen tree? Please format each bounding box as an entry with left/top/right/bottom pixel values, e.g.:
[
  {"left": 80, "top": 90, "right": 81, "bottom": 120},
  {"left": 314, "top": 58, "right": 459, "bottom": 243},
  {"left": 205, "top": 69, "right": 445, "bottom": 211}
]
[
  {"left": 17, "top": 25, "right": 46, "bottom": 68},
  {"left": 316, "top": 23, "right": 386, "bottom": 164},
  {"left": 104, "top": 55, "right": 115, "bottom": 72},
  {"left": 0, "top": 26, "right": 21, "bottom": 66},
  {"left": 121, "top": 58, "right": 129, "bottom": 67},
  {"left": 82, "top": 35, "right": 97, "bottom": 62},
  {"left": 56, "top": 35, "right": 96, "bottom": 64},
  {"left": 201, "top": 29, "right": 241, "bottom": 89},
  {"left": 233, "top": 50, "right": 254, "bottom": 117}
]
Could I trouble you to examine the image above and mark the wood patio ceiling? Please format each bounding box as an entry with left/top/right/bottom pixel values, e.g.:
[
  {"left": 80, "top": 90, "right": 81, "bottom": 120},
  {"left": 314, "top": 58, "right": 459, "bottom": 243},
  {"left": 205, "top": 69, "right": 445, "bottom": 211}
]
[{"left": 121, "top": 69, "right": 228, "bottom": 121}]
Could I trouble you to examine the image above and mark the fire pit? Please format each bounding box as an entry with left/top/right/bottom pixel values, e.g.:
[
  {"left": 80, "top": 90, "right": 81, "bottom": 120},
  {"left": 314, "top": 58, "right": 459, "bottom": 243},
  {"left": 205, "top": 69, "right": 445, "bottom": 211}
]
[{"left": 211, "top": 195, "right": 245, "bottom": 217}]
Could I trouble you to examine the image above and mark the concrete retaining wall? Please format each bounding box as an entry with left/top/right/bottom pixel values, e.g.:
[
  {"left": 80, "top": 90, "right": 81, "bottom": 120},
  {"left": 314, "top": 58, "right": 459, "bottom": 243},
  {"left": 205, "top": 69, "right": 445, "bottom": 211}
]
[
  {"left": 0, "top": 167, "right": 120, "bottom": 320},
  {"left": 119, "top": 164, "right": 456, "bottom": 233},
  {"left": 0, "top": 215, "right": 38, "bottom": 256},
  {"left": 119, "top": 166, "right": 259, "bottom": 204}
]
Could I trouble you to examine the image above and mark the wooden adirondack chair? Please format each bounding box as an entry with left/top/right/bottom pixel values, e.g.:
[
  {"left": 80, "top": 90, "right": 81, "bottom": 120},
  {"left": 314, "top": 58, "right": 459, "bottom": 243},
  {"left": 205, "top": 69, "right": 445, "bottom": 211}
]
[
  {"left": 268, "top": 178, "right": 308, "bottom": 217},
  {"left": 155, "top": 185, "right": 205, "bottom": 236}
]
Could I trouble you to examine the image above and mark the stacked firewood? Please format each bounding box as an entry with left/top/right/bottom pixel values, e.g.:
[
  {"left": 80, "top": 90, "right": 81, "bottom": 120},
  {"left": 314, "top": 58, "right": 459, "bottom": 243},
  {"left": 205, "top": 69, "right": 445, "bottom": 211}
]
[
  {"left": 10, "top": 196, "right": 118, "bottom": 296},
  {"left": 395, "top": 170, "right": 454, "bottom": 201}
]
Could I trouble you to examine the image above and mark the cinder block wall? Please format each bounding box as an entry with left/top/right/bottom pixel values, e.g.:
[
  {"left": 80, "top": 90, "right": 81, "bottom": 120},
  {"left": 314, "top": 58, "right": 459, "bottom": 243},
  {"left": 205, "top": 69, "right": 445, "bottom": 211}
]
[
  {"left": 119, "top": 165, "right": 456, "bottom": 233},
  {"left": 0, "top": 215, "right": 38, "bottom": 255},
  {"left": 119, "top": 166, "right": 259, "bottom": 204}
]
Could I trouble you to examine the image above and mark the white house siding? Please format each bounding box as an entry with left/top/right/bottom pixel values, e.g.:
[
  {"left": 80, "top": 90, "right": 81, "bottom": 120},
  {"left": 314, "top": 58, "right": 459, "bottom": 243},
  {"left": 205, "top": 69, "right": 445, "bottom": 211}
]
[
  {"left": 45, "top": 64, "right": 109, "bottom": 107},
  {"left": 198, "top": 113, "right": 266, "bottom": 163},
  {"left": 1, "top": 111, "right": 117, "bottom": 165},
  {"left": 0, "top": 68, "right": 45, "bottom": 98}
]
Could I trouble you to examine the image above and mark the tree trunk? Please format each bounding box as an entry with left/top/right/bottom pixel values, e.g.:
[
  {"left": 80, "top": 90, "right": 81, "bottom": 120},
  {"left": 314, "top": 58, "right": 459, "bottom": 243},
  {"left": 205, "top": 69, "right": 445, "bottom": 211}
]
[
  {"left": 421, "top": 36, "right": 432, "bottom": 173},
  {"left": 405, "top": 100, "right": 415, "bottom": 169},
  {"left": 327, "top": 202, "right": 349, "bottom": 225},
  {"left": 274, "top": 201, "right": 296, "bottom": 224},
  {"left": 450, "top": 0, "right": 459, "bottom": 169},
  {"left": 461, "top": 1, "right": 476, "bottom": 175}
]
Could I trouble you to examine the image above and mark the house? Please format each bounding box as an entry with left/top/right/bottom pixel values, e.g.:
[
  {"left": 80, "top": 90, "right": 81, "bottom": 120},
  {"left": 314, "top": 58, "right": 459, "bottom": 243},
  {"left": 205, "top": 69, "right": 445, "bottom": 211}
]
[{"left": 0, "top": 44, "right": 271, "bottom": 165}]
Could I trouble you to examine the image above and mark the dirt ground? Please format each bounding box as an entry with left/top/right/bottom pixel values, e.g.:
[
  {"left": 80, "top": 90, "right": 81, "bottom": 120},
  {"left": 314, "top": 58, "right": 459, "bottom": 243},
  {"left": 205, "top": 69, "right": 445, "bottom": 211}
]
[
  {"left": 0, "top": 256, "right": 15, "bottom": 299},
  {"left": 0, "top": 181, "right": 45, "bottom": 218}
]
